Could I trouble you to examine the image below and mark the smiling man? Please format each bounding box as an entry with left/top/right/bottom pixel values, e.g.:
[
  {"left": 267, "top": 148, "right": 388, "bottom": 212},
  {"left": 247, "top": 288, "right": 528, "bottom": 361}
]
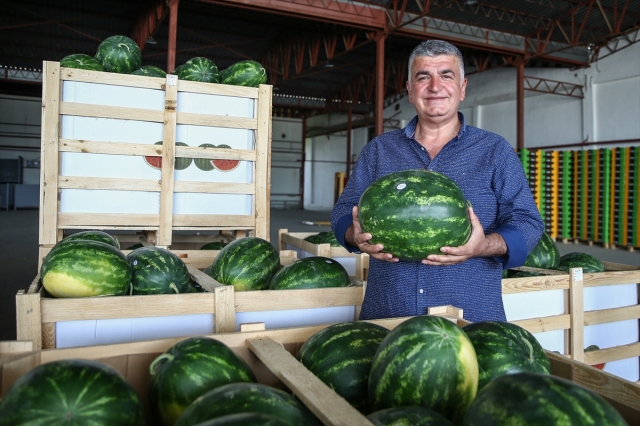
[{"left": 330, "top": 39, "right": 544, "bottom": 323}]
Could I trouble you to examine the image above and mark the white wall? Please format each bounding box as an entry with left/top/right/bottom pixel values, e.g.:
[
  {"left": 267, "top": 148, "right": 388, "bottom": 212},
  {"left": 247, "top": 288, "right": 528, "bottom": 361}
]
[{"left": 271, "top": 118, "right": 303, "bottom": 209}]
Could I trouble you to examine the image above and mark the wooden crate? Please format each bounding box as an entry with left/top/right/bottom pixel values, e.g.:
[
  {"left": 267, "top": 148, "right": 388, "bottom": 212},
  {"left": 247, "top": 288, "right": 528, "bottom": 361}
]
[
  {"left": 17, "top": 249, "right": 365, "bottom": 350},
  {"left": 39, "top": 62, "right": 272, "bottom": 248},
  {"left": 2, "top": 310, "right": 639, "bottom": 425},
  {"left": 278, "top": 229, "right": 369, "bottom": 281}
]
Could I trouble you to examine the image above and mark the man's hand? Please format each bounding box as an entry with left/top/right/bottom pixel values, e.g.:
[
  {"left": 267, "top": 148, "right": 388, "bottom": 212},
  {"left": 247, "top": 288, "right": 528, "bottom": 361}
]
[
  {"left": 345, "top": 206, "right": 399, "bottom": 263},
  {"left": 422, "top": 207, "right": 507, "bottom": 266}
]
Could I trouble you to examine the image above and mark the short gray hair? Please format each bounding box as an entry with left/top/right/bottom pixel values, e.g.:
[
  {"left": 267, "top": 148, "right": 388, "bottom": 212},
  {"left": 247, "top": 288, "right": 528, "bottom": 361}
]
[{"left": 407, "top": 40, "right": 465, "bottom": 83}]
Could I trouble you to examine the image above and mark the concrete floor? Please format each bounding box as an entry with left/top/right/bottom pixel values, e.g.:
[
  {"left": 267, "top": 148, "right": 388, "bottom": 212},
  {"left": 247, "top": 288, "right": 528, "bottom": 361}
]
[{"left": 0, "top": 208, "right": 638, "bottom": 342}]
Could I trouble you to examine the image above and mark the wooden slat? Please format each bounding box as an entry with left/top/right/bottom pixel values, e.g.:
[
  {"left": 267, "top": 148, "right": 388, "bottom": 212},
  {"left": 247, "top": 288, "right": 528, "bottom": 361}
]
[
  {"left": 15, "top": 290, "right": 43, "bottom": 350},
  {"left": 584, "top": 342, "right": 640, "bottom": 365},
  {"left": 501, "top": 274, "right": 570, "bottom": 294},
  {"left": 0, "top": 341, "right": 33, "bottom": 355},
  {"left": 511, "top": 314, "right": 570, "bottom": 334},
  {"left": 233, "top": 287, "right": 363, "bottom": 313},
  {"left": 172, "top": 214, "right": 256, "bottom": 228},
  {"left": 177, "top": 79, "right": 258, "bottom": 98},
  {"left": 59, "top": 139, "right": 161, "bottom": 156},
  {"left": 603, "top": 261, "right": 639, "bottom": 271},
  {"left": 214, "top": 286, "right": 235, "bottom": 333},
  {"left": 254, "top": 84, "right": 272, "bottom": 240},
  {"left": 585, "top": 305, "right": 640, "bottom": 326},
  {"left": 569, "top": 268, "right": 585, "bottom": 363},
  {"left": 187, "top": 265, "right": 224, "bottom": 292},
  {"left": 583, "top": 270, "right": 640, "bottom": 287},
  {"left": 239, "top": 322, "right": 266, "bottom": 332},
  {"left": 178, "top": 145, "right": 256, "bottom": 161},
  {"left": 59, "top": 102, "right": 164, "bottom": 122},
  {"left": 176, "top": 111, "right": 257, "bottom": 129},
  {"left": 60, "top": 67, "right": 165, "bottom": 90},
  {"left": 173, "top": 181, "right": 255, "bottom": 194},
  {"left": 58, "top": 176, "right": 160, "bottom": 191},
  {"left": 247, "top": 337, "right": 374, "bottom": 426},
  {"left": 158, "top": 77, "right": 178, "bottom": 246},
  {"left": 40, "top": 61, "right": 61, "bottom": 245}
]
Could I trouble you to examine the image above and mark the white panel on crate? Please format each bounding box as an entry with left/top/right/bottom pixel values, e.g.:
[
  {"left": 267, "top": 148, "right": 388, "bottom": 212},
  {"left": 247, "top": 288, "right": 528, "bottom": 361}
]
[
  {"left": 60, "top": 116, "right": 164, "bottom": 144},
  {"left": 503, "top": 289, "right": 565, "bottom": 320},
  {"left": 60, "top": 151, "right": 164, "bottom": 180},
  {"left": 236, "top": 306, "right": 357, "bottom": 330},
  {"left": 585, "top": 320, "right": 639, "bottom": 382},
  {"left": 61, "top": 189, "right": 160, "bottom": 214},
  {"left": 56, "top": 314, "right": 214, "bottom": 349},
  {"left": 177, "top": 92, "right": 254, "bottom": 118},
  {"left": 529, "top": 330, "right": 565, "bottom": 354},
  {"left": 602, "top": 359, "right": 639, "bottom": 383},
  {"left": 173, "top": 193, "right": 252, "bottom": 215},
  {"left": 584, "top": 284, "right": 637, "bottom": 311},
  {"left": 62, "top": 81, "right": 165, "bottom": 110}
]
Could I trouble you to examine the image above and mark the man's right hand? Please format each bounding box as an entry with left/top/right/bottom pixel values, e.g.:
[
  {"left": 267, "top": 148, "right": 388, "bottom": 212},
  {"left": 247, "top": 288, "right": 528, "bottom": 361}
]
[{"left": 345, "top": 206, "right": 399, "bottom": 262}]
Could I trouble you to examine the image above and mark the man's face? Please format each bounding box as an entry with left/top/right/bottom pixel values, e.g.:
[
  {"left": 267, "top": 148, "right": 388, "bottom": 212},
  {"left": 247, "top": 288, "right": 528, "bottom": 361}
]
[{"left": 406, "top": 54, "right": 467, "bottom": 124}]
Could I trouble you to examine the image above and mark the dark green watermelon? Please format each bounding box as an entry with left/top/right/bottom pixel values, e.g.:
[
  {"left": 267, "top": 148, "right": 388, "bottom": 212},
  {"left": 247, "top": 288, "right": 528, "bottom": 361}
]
[
  {"left": 524, "top": 232, "right": 560, "bottom": 269},
  {"left": 358, "top": 169, "right": 471, "bottom": 261},
  {"left": 145, "top": 141, "right": 192, "bottom": 170},
  {"left": 367, "top": 406, "right": 454, "bottom": 426},
  {"left": 195, "top": 143, "right": 216, "bottom": 171},
  {"left": 220, "top": 60, "right": 267, "bottom": 87},
  {"left": 60, "top": 53, "right": 105, "bottom": 71},
  {"left": 127, "top": 246, "right": 190, "bottom": 295},
  {"left": 0, "top": 359, "right": 143, "bottom": 425},
  {"left": 368, "top": 315, "right": 478, "bottom": 423},
  {"left": 269, "top": 256, "right": 350, "bottom": 290},
  {"left": 60, "top": 229, "right": 121, "bottom": 249},
  {"left": 174, "top": 382, "right": 321, "bottom": 426},
  {"left": 192, "top": 413, "right": 291, "bottom": 426},
  {"left": 297, "top": 321, "right": 389, "bottom": 413},
  {"left": 462, "top": 321, "right": 551, "bottom": 390},
  {"left": 200, "top": 241, "right": 227, "bottom": 250},
  {"left": 95, "top": 35, "right": 142, "bottom": 74},
  {"left": 304, "top": 231, "right": 341, "bottom": 247},
  {"left": 149, "top": 336, "right": 257, "bottom": 426},
  {"left": 131, "top": 64, "right": 167, "bottom": 77},
  {"left": 126, "top": 243, "right": 144, "bottom": 250},
  {"left": 41, "top": 240, "right": 132, "bottom": 298},
  {"left": 174, "top": 57, "right": 219, "bottom": 83},
  {"left": 556, "top": 252, "right": 606, "bottom": 273},
  {"left": 209, "top": 237, "right": 280, "bottom": 291},
  {"left": 510, "top": 270, "right": 543, "bottom": 278},
  {"left": 463, "top": 372, "right": 628, "bottom": 425}
]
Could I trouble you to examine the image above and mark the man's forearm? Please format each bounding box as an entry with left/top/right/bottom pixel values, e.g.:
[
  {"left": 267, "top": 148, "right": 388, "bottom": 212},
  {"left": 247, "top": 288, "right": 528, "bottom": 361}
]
[{"left": 482, "top": 233, "right": 508, "bottom": 258}]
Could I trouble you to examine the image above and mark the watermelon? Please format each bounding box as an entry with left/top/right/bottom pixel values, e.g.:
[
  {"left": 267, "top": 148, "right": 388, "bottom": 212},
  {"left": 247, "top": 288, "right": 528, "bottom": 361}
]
[
  {"left": 192, "top": 413, "right": 291, "bottom": 426},
  {"left": 145, "top": 141, "right": 192, "bottom": 170},
  {"left": 131, "top": 64, "right": 167, "bottom": 77},
  {"left": 0, "top": 359, "right": 144, "bottom": 425},
  {"left": 556, "top": 252, "right": 606, "bottom": 273},
  {"left": 220, "top": 60, "right": 267, "bottom": 87},
  {"left": 212, "top": 144, "right": 240, "bottom": 172},
  {"left": 174, "top": 57, "right": 219, "bottom": 83},
  {"left": 60, "top": 53, "right": 105, "bottom": 71},
  {"left": 304, "top": 231, "right": 341, "bottom": 247},
  {"left": 510, "top": 270, "right": 543, "bottom": 278},
  {"left": 463, "top": 372, "right": 628, "bottom": 425},
  {"left": 60, "top": 229, "right": 120, "bottom": 249},
  {"left": 126, "top": 243, "right": 144, "bottom": 250},
  {"left": 200, "top": 241, "right": 228, "bottom": 250},
  {"left": 462, "top": 321, "right": 551, "bottom": 390},
  {"left": 586, "top": 344, "right": 606, "bottom": 370},
  {"left": 95, "top": 35, "right": 142, "bottom": 74},
  {"left": 269, "top": 256, "right": 350, "bottom": 290},
  {"left": 367, "top": 406, "right": 454, "bottom": 426},
  {"left": 195, "top": 143, "right": 216, "bottom": 171},
  {"left": 368, "top": 315, "right": 478, "bottom": 423},
  {"left": 524, "top": 231, "right": 560, "bottom": 269},
  {"left": 297, "top": 321, "right": 389, "bottom": 413},
  {"left": 174, "top": 382, "right": 321, "bottom": 426},
  {"left": 209, "top": 237, "right": 280, "bottom": 291},
  {"left": 358, "top": 169, "right": 471, "bottom": 261},
  {"left": 40, "top": 240, "right": 132, "bottom": 298},
  {"left": 149, "top": 336, "right": 257, "bottom": 426},
  {"left": 127, "top": 246, "right": 190, "bottom": 295}
]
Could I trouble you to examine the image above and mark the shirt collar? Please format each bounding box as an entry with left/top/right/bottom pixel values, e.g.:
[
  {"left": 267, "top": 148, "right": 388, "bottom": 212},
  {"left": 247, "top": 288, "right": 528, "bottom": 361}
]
[{"left": 404, "top": 111, "right": 468, "bottom": 139}]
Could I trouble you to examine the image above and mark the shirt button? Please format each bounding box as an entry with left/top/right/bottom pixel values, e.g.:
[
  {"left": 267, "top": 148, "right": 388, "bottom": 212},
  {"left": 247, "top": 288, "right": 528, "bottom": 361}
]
[
  {"left": 421, "top": 147, "right": 425, "bottom": 150},
  {"left": 419, "top": 289, "right": 424, "bottom": 294}
]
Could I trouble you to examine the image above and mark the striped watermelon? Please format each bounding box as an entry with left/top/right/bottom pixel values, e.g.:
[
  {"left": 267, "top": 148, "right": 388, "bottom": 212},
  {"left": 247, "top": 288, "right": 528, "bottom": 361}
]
[
  {"left": 174, "top": 57, "right": 219, "bottom": 83},
  {"left": 60, "top": 53, "right": 105, "bottom": 71},
  {"left": 358, "top": 169, "right": 471, "bottom": 261},
  {"left": 174, "top": 382, "right": 321, "bottom": 426},
  {"left": 148, "top": 336, "right": 257, "bottom": 426},
  {"left": 145, "top": 141, "right": 192, "bottom": 170},
  {"left": 195, "top": 143, "right": 216, "bottom": 171},
  {"left": 269, "top": 256, "right": 350, "bottom": 290},
  {"left": 127, "top": 246, "right": 190, "bottom": 295},
  {"left": 368, "top": 315, "right": 478, "bottom": 423},
  {"left": 367, "top": 406, "right": 454, "bottom": 426},
  {"left": 131, "top": 64, "right": 167, "bottom": 77},
  {"left": 556, "top": 252, "right": 605, "bottom": 273},
  {"left": 200, "top": 241, "right": 227, "bottom": 250},
  {"left": 192, "top": 413, "right": 291, "bottom": 426},
  {"left": 126, "top": 243, "right": 144, "bottom": 250},
  {"left": 209, "top": 237, "right": 280, "bottom": 291},
  {"left": 524, "top": 231, "right": 560, "bottom": 269},
  {"left": 297, "top": 321, "right": 389, "bottom": 413},
  {"left": 95, "top": 35, "right": 142, "bottom": 74},
  {"left": 304, "top": 231, "right": 341, "bottom": 247},
  {"left": 60, "top": 229, "right": 120, "bottom": 249},
  {"left": 585, "top": 344, "right": 606, "bottom": 370},
  {"left": 0, "top": 359, "right": 144, "bottom": 425},
  {"left": 464, "top": 372, "right": 628, "bottom": 425},
  {"left": 462, "top": 321, "right": 551, "bottom": 390},
  {"left": 220, "top": 60, "right": 267, "bottom": 87},
  {"left": 40, "top": 240, "right": 132, "bottom": 298}
]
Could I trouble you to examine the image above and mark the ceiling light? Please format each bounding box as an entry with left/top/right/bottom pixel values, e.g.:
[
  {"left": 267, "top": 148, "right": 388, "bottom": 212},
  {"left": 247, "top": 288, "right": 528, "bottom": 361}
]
[
  {"left": 324, "top": 63, "right": 335, "bottom": 68},
  {"left": 464, "top": 0, "right": 477, "bottom": 4},
  {"left": 146, "top": 36, "right": 157, "bottom": 45}
]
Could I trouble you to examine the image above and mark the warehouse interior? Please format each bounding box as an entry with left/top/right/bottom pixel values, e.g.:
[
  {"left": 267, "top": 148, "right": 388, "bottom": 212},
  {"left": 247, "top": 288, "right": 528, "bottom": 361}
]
[{"left": 1, "top": 0, "right": 640, "bottom": 406}]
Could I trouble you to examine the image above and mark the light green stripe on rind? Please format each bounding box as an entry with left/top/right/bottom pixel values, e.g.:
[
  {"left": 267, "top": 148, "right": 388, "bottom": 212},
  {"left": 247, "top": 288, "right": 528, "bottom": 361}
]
[{"left": 269, "top": 256, "right": 350, "bottom": 290}]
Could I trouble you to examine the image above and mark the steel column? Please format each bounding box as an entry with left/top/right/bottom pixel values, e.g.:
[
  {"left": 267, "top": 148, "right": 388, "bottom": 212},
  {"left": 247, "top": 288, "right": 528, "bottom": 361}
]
[
  {"left": 167, "top": 0, "right": 179, "bottom": 73},
  {"left": 375, "top": 33, "right": 385, "bottom": 136},
  {"left": 346, "top": 106, "right": 352, "bottom": 180},
  {"left": 516, "top": 60, "right": 525, "bottom": 149}
]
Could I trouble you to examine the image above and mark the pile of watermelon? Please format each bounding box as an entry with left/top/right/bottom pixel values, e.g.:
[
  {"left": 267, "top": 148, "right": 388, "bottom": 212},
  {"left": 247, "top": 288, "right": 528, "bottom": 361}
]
[{"left": 171, "top": 57, "right": 267, "bottom": 87}]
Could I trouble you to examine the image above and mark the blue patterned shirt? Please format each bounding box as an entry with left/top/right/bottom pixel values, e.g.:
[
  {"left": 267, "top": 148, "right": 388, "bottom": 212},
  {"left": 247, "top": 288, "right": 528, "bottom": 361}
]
[{"left": 331, "top": 113, "right": 544, "bottom": 323}]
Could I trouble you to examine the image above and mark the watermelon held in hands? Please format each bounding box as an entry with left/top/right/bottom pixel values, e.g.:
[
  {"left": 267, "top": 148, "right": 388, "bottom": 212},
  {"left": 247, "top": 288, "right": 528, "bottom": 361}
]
[
  {"left": 524, "top": 231, "right": 560, "bottom": 269},
  {"left": 145, "top": 141, "right": 192, "bottom": 170},
  {"left": 0, "top": 359, "right": 144, "bottom": 425},
  {"left": 148, "top": 336, "right": 257, "bottom": 426},
  {"left": 41, "top": 240, "right": 132, "bottom": 298},
  {"left": 60, "top": 229, "right": 121, "bottom": 249},
  {"left": 127, "top": 246, "right": 190, "bottom": 295},
  {"left": 585, "top": 344, "right": 606, "bottom": 370},
  {"left": 368, "top": 315, "right": 478, "bottom": 423},
  {"left": 358, "top": 169, "right": 471, "bottom": 261},
  {"left": 462, "top": 321, "right": 551, "bottom": 390},
  {"left": 174, "top": 57, "right": 219, "bottom": 83},
  {"left": 367, "top": 406, "right": 454, "bottom": 426},
  {"left": 131, "top": 64, "right": 167, "bottom": 77},
  {"left": 212, "top": 144, "right": 240, "bottom": 172},
  {"left": 209, "top": 237, "right": 280, "bottom": 291},
  {"left": 174, "top": 382, "right": 321, "bottom": 426},
  {"left": 297, "top": 321, "right": 389, "bottom": 413},
  {"left": 269, "top": 256, "right": 351, "bottom": 290},
  {"left": 60, "top": 53, "right": 105, "bottom": 71},
  {"left": 463, "top": 372, "right": 628, "bottom": 426},
  {"left": 220, "top": 60, "right": 267, "bottom": 87},
  {"left": 95, "top": 35, "right": 142, "bottom": 74},
  {"left": 556, "top": 252, "right": 606, "bottom": 273}
]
